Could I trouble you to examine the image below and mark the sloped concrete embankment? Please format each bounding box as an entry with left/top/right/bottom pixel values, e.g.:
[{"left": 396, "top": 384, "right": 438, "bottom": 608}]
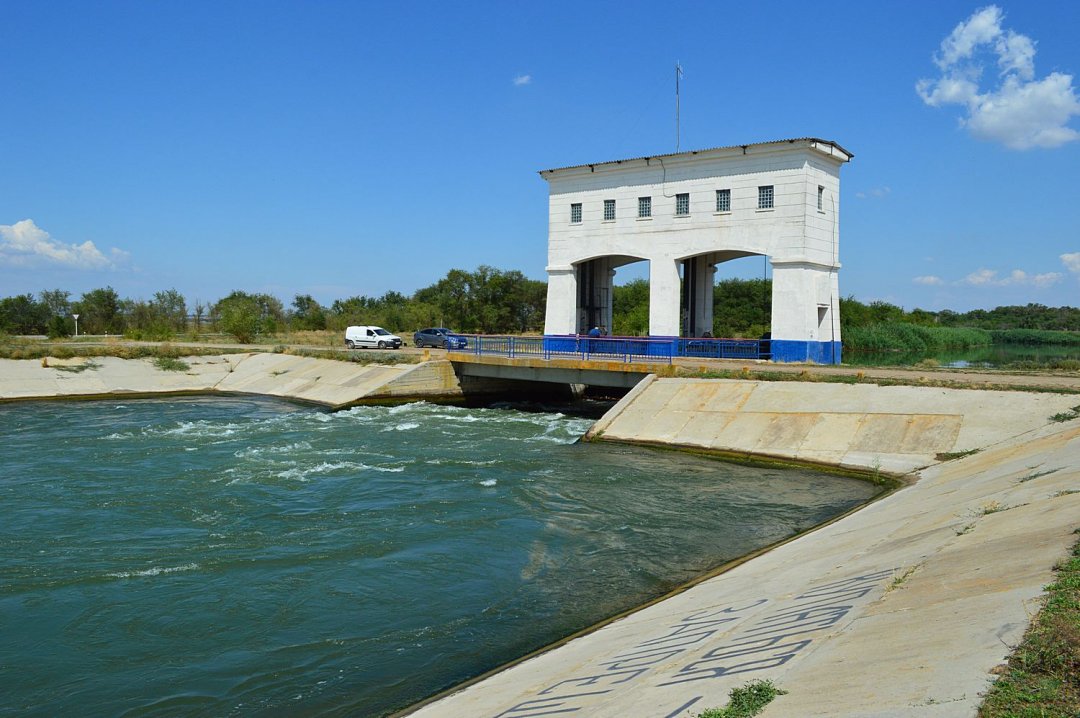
[
  {"left": 409, "top": 378, "right": 1080, "bottom": 717},
  {"left": 0, "top": 354, "right": 466, "bottom": 408},
  {"left": 587, "top": 375, "right": 1080, "bottom": 474}
]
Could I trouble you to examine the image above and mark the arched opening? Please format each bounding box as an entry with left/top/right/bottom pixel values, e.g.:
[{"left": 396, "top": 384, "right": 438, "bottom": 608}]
[
  {"left": 677, "top": 251, "right": 769, "bottom": 338},
  {"left": 574, "top": 255, "right": 647, "bottom": 336}
]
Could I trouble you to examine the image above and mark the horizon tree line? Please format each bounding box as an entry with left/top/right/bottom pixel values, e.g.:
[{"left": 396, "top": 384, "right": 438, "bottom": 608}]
[{"left": 2, "top": 268, "right": 1079, "bottom": 341}]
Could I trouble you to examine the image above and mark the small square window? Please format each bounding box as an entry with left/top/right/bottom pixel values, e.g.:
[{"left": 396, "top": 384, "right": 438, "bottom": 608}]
[
  {"left": 715, "top": 189, "right": 730, "bottom": 213},
  {"left": 817, "top": 186, "right": 824, "bottom": 211},
  {"left": 675, "top": 193, "right": 689, "bottom": 216},
  {"left": 638, "top": 196, "right": 652, "bottom": 218},
  {"left": 604, "top": 199, "right": 616, "bottom": 221},
  {"left": 570, "top": 203, "right": 582, "bottom": 223},
  {"left": 758, "top": 185, "right": 774, "bottom": 209}
]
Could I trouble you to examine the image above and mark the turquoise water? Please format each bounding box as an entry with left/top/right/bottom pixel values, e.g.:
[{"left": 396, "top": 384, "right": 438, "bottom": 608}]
[{"left": 0, "top": 398, "right": 877, "bottom": 717}]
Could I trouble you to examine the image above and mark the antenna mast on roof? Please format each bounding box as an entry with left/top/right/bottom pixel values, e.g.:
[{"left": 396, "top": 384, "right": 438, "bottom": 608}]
[{"left": 675, "top": 62, "right": 683, "bottom": 152}]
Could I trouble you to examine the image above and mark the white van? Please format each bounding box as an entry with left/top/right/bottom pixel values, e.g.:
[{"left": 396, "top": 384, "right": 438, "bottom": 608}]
[{"left": 344, "top": 325, "right": 403, "bottom": 350}]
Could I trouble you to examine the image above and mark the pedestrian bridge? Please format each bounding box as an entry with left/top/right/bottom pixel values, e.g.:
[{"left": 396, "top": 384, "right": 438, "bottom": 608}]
[{"left": 446, "top": 335, "right": 768, "bottom": 388}]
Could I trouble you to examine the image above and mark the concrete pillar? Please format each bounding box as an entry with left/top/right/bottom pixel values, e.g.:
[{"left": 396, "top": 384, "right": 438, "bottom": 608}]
[
  {"left": 543, "top": 266, "right": 576, "bottom": 335},
  {"left": 574, "top": 259, "right": 616, "bottom": 334},
  {"left": 770, "top": 261, "right": 841, "bottom": 363},
  {"left": 605, "top": 267, "right": 617, "bottom": 334},
  {"left": 680, "top": 257, "right": 713, "bottom": 336},
  {"left": 649, "top": 258, "right": 681, "bottom": 336}
]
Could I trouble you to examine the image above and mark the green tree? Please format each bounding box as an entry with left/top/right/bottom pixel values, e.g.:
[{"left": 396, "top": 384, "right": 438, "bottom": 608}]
[
  {"left": 612, "top": 279, "right": 650, "bottom": 336},
  {"left": 151, "top": 289, "right": 188, "bottom": 332},
  {"left": 74, "top": 287, "right": 124, "bottom": 334},
  {"left": 291, "top": 294, "right": 327, "bottom": 330},
  {"left": 214, "top": 292, "right": 262, "bottom": 343},
  {"left": 39, "top": 289, "right": 71, "bottom": 319},
  {"left": 713, "top": 278, "right": 771, "bottom": 337},
  {"left": 0, "top": 294, "right": 49, "bottom": 334}
]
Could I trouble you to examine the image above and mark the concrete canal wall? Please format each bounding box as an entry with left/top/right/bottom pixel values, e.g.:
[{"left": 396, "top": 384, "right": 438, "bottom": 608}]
[
  {"left": 0, "top": 354, "right": 467, "bottom": 408},
  {"left": 587, "top": 375, "right": 1080, "bottom": 474}
]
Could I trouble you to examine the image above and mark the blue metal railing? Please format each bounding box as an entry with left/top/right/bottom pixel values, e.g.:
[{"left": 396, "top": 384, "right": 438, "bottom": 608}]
[
  {"left": 455, "top": 335, "right": 675, "bottom": 363},
  {"left": 677, "top": 337, "right": 771, "bottom": 360},
  {"left": 452, "top": 335, "right": 770, "bottom": 363}
]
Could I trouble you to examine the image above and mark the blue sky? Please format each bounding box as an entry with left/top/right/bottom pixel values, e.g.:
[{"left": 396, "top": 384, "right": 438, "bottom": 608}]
[{"left": 2, "top": 0, "right": 1078, "bottom": 312}]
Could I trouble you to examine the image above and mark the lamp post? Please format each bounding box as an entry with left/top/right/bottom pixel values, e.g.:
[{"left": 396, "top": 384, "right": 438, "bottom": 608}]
[{"left": 72, "top": 313, "right": 79, "bottom": 338}]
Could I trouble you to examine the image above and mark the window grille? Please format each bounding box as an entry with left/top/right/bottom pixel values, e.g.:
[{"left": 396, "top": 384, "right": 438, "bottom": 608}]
[
  {"left": 716, "top": 189, "right": 730, "bottom": 212},
  {"left": 603, "top": 199, "right": 615, "bottom": 220},
  {"left": 675, "top": 193, "right": 689, "bottom": 216},
  {"left": 638, "top": 196, "right": 652, "bottom": 218},
  {"left": 570, "top": 203, "right": 582, "bottom": 223},
  {"left": 758, "top": 185, "right": 774, "bottom": 209}
]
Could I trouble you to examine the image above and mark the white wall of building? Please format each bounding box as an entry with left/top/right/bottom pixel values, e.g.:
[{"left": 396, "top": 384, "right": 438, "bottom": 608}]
[{"left": 540, "top": 139, "right": 850, "bottom": 361}]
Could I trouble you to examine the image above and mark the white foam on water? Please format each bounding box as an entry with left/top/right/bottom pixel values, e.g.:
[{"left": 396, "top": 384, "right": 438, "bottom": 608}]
[
  {"left": 274, "top": 461, "right": 383, "bottom": 481},
  {"left": 479, "top": 478, "right": 497, "bottom": 487},
  {"left": 234, "top": 441, "right": 313, "bottom": 459},
  {"left": 383, "top": 422, "right": 419, "bottom": 432},
  {"left": 108, "top": 563, "right": 199, "bottom": 579}
]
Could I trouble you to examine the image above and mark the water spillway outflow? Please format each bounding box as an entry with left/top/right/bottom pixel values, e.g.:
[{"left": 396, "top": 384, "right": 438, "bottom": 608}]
[{"left": 0, "top": 398, "right": 877, "bottom": 717}]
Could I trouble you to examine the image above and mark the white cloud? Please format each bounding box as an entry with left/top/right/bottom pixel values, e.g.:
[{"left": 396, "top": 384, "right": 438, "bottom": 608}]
[
  {"left": 959, "top": 267, "right": 1062, "bottom": 287},
  {"left": 1061, "top": 252, "right": 1080, "bottom": 275},
  {"left": 855, "top": 186, "right": 891, "bottom": 200},
  {"left": 913, "top": 275, "right": 944, "bottom": 286},
  {"left": 963, "top": 268, "right": 999, "bottom": 285},
  {"left": 512, "top": 74, "right": 532, "bottom": 86},
  {"left": 917, "top": 5, "right": 1080, "bottom": 149},
  {"left": 0, "top": 219, "right": 128, "bottom": 270}
]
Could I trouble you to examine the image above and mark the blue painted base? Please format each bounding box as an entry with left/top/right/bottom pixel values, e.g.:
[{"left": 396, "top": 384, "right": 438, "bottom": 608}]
[{"left": 771, "top": 340, "right": 842, "bottom": 365}]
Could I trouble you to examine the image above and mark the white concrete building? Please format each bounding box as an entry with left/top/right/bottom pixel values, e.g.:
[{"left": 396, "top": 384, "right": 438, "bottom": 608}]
[{"left": 540, "top": 138, "right": 852, "bottom": 363}]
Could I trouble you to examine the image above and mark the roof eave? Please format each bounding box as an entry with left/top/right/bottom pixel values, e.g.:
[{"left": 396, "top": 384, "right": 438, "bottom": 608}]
[{"left": 538, "top": 137, "right": 853, "bottom": 178}]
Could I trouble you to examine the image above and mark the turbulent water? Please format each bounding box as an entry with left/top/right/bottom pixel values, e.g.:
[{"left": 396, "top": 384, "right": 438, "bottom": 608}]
[{"left": 0, "top": 398, "right": 877, "bottom": 717}]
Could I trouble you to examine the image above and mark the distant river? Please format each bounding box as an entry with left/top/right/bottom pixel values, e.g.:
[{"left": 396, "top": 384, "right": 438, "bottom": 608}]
[{"left": 0, "top": 398, "right": 877, "bottom": 717}]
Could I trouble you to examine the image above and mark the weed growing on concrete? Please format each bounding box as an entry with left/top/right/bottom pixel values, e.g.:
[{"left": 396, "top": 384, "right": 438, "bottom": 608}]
[
  {"left": 1018, "top": 468, "right": 1060, "bottom": 483},
  {"left": 956, "top": 522, "right": 976, "bottom": 536},
  {"left": 52, "top": 360, "right": 101, "bottom": 374},
  {"left": 153, "top": 356, "right": 190, "bottom": 372},
  {"left": 936, "top": 448, "right": 981, "bottom": 462},
  {"left": 886, "top": 565, "right": 919, "bottom": 592},
  {"left": 1051, "top": 490, "right": 1079, "bottom": 498},
  {"left": 978, "top": 536, "right": 1080, "bottom": 717},
  {"left": 697, "top": 679, "right": 787, "bottom": 718},
  {"left": 1050, "top": 405, "right": 1080, "bottom": 423},
  {"left": 980, "top": 501, "right": 1006, "bottom": 515}
]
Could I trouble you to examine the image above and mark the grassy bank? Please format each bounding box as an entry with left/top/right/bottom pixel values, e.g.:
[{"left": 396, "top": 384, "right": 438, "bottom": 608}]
[
  {"left": 842, "top": 323, "right": 992, "bottom": 353},
  {"left": 0, "top": 341, "right": 250, "bottom": 361},
  {"left": 0, "top": 339, "right": 420, "bottom": 367},
  {"left": 991, "top": 329, "right": 1080, "bottom": 346},
  {"left": 978, "top": 534, "right": 1080, "bottom": 717}
]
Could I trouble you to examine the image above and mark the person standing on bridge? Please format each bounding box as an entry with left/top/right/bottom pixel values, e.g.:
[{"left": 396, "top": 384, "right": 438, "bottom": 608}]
[{"left": 586, "top": 325, "right": 602, "bottom": 355}]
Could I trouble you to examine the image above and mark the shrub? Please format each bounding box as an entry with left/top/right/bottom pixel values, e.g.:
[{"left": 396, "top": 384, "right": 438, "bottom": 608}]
[{"left": 152, "top": 356, "right": 191, "bottom": 372}]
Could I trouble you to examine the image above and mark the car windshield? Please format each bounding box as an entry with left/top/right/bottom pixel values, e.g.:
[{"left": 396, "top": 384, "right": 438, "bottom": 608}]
[{"left": 374, "top": 329, "right": 391, "bottom": 336}]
